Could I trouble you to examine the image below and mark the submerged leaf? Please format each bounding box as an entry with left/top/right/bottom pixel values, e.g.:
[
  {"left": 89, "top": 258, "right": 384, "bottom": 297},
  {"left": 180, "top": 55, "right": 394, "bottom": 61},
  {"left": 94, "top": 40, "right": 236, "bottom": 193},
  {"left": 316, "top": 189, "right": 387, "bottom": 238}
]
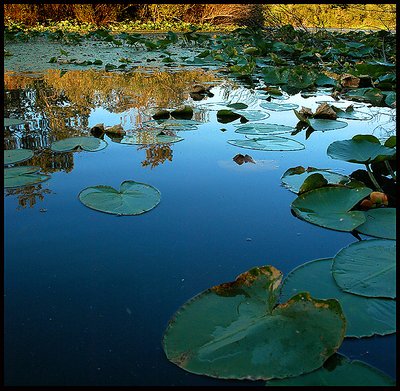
[{"left": 163, "top": 265, "right": 345, "bottom": 380}]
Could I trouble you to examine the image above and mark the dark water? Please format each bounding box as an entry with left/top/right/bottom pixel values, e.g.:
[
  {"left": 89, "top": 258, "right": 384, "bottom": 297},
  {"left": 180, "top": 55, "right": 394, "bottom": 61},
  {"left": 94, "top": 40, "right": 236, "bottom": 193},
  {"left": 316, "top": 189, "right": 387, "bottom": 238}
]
[{"left": 4, "top": 70, "right": 396, "bottom": 386}]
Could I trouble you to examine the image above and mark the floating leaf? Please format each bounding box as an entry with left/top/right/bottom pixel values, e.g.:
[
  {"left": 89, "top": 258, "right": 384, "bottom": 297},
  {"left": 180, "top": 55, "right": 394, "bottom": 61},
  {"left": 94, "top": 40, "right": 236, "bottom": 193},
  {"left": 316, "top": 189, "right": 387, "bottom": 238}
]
[
  {"left": 143, "top": 119, "right": 201, "bottom": 131},
  {"left": 280, "top": 258, "right": 396, "bottom": 338},
  {"left": 235, "top": 123, "right": 294, "bottom": 136},
  {"left": 228, "top": 136, "right": 305, "bottom": 151},
  {"left": 78, "top": 180, "right": 161, "bottom": 216},
  {"left": 233, "top": 110, "right": 270, "bottom": 121},
  {"left": 4, "top": 166, "right": 50, "bottom": 188},
  {"left": 4, "top": 117, "right": 25, "bottom": 127},
  {"left": 163, "top": 266, "right": 346, "bottom": 380},
  {"left": 233, "top": 154, "right": 255, "bottom": 165},
  {"left": 307, "top": 118, "right": 348, "bottom": 131},
  {"left": 291, "top": 186, "right": 372, "bottom": 232},
  {"left": 332, "top": 239, "right": 396, "bottom": 298},
  {"left": 216, "top": 109, "right": 242, "bottom": 123},
  {"left": 332, "top": 106, "right": 373, "bottom": 120},
  {"left": 227, "top": 103, "right": 248, "bottom": 110},
  {"left": 355, "top": 208, "right": 396, "bottom": 240},
  {"left": 120, "top": 131, "right": 183, "bottom": 145},
  {"left": 4, "top": 149, "right": 34, "bottom": 165},
  {"left": 50, "top": 137, "right": 107, "bottom": 152},
  {"left": 327, "top": 136, "right": 396, "bottom": 164},
  {"left": 281, "top": 166, "right": 351, "bottom": 194},
  {"left": 266, "top": 353, "right": 395, "bottom": 386},
  {"left": 260, "top": 102, "right": 299, "bottom": 111},
  {"left": 298, "top": 173, "right": 328, "bottom": 194},
  {"left": 170, "top": 106, "right": 193, "bottom": 120},
  {"left": 343, "top": 88, "right": 384, "bottom": 106},
  {"left": 152, "top": 110, "right": 170, "bottom": 120}
]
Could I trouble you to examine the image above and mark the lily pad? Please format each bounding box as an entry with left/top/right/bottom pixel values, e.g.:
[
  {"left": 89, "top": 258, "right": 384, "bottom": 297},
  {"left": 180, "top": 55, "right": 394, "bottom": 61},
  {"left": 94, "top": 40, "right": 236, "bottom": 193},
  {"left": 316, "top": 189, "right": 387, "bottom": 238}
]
[
  {"left": 120, "top": 131, "right": 183, "bottom": 145},
  {"left": 266, "top": 353, "right": 395, "bottom": 386},
  {"left": 355, "top": 208, "right": 396, "bottom": 240},
  {"left": 260, "top": 102, "right": 299, "bottom": 111},
  {"left": 4, "top": 117, "right": 25, "bottom": 127},
  {"left": 50, "top": 137, "right": 107, "bottom": 152},
  {"left": 143, "top": 119, "right": 201, "bottom": 131},
  {"left": 226, "top": 103, "right": 248, "bottom": 110},
  {"left": 228, "top": 136, "right": 305, "bottom": 151},
  {"left": 281, "top": 166, "right": 351, "bottom": 194},
  {"left": 280, "top": 258, "right": 396, "bottom": 338},
  {"left": 78, "top": 180, "right": 161, "bottom": 216},
  {"left": 216, "top": 109, "right": 243, "bottom": 123},
  {"left": 332, "top": 106, "right": 373, "bottom": 121},
  {"left": 233, "top": 110, "right": 270, "bottom": 121},
  {"left": 163, "top": 265, "right": 346, "bottom": 380},
  {"left": 332, "top": 239, "right": 396, "bottom": 298},
  {"left": 307, "top": 118, "right": 348, "bottom": 131},
  {"left": 4, "top": 166, "right": 50, "bottom": 188},
  {"left": 4, "top": 148, "right": 34, "bottom": 165},
  {"left": 235, "top": 123, "right": 294, "bottom": 136},
  {"left": 327, "top": 136, "right": 396, "bottom": 164},
  {"left": 291, "top": 186, "right": 372, "bottom": 232}
]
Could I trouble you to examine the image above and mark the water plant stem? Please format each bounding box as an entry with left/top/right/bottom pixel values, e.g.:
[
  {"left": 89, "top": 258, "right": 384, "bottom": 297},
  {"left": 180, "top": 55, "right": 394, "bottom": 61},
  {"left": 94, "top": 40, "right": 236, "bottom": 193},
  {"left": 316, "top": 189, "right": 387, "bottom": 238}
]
[
  {"left": 365, "top": 163, "right": 384, "bottom": 192},
  {"left": 384, "top": 160, "right": 396, "bottom": 181}
]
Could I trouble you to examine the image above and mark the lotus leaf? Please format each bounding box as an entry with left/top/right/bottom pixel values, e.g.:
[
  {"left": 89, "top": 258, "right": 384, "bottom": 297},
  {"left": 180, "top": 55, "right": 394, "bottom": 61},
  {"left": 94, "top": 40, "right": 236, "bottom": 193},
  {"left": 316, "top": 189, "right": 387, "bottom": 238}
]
[
  {"left": 4, "top": 148, "right": 34, "bottom": 165},
  {"left": 327, "top": 136, "right": 396, "bottom": 164},
  {"left": 291, "top": 186, "right": 372, "bottom": 232},
  {"left": 4, "top": 117, "right": 25, "bottom": 127},
  {"left": 228, "top": 136, "right": 305, "bottom": 151},
  {"left": 235, "top": 123, "right": 294, "bottom": 136},
  {"left": 163, "top": 265, "right": 346, "bottom": 380},
  {"left": 260, "top": 102, "right": 299, "bottom": 111},
  {"left": 78, "top": 180, "right": 161, "bottom": 216},
  {"left": 233, "top": 110, "right": 270, "bottom": 121},
  {"left": 307, "top": 118, "right": 348, "bottom": 131},
  {"left": 51, "top": 137, "right": 107, "bottom": 152},
  {"left": 280, "top": 258, "right": 396, "bottom": 338},
  {"left": 4, "top": 166, "right": 50, "bottom": 188},
  {"left": 355, "top": 208, "right": 396, "bottom": 240},
  {"left": 120, "top": 131, "right": 183, "bottom": 145},
  {"left": 281, "top": 166, "right": 350, "bottom": 194},
  {"left": 266, "top": 353, "right": 395, "bottom": 386},
  {"left": 332, "top": 239, "right": 396, "bottom": 298}
]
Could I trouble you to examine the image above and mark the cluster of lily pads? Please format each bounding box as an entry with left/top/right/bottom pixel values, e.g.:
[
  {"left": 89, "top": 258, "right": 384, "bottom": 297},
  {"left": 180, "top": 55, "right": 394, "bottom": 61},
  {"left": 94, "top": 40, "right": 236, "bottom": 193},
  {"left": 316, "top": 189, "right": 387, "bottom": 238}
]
[{"left": 160, "top": 132, "right": 396, "bottom": 385}]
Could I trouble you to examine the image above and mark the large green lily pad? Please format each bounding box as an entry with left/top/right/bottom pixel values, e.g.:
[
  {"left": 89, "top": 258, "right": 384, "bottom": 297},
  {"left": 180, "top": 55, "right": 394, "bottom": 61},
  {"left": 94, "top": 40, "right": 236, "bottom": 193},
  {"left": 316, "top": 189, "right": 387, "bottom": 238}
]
[
  {"left": 266, "top": 353, "right": 395, "bottom": 386},
  {"left": 332, "top": 239, "right": 396, "bottom": 299},
  {"left": 260, "top": 102, "right": 299, "bottom": 111},
  {"left": 228, "top": 136, "right": 305, "bottom": 151},
  {"left": 163, "top": 266, "right": 346, "bottom": 380},
  {"left": 4, "top": 166, "right": 50, "bottom": 188},
  {"left": 307, "top": 118, "right": 348, "bottom": 131},
  {"left": 120, "top": 131, "right": 183, "bottom": 145},
  {"left": 281, "top": 166, "right": 351, "bottom": 194},
  {"left": 235, "top": 123, "right": 294, "bottom": 136},
  {"left": 4, "top": 117, "right": 25, "bottom": 127},
  {"left": 291, "top": 186, "right": 372, "bottom": 232},
  {"left": 78, "top": 180, "right": 161, "bottom": 216},
  {"left": 327, "top": 135, "right": 396, "bottom": 164},
  {"left": 4, "top": 148, "right": 34, "bottom": 165},
  {"left": 280, "top": 258, "right": 396, "bottom": 338},
  {"left": 51, "top": 136, "right": 107, "bottom": 152},
  {"left": 355, "top": 208, "right": 396, "bottom": 240}
]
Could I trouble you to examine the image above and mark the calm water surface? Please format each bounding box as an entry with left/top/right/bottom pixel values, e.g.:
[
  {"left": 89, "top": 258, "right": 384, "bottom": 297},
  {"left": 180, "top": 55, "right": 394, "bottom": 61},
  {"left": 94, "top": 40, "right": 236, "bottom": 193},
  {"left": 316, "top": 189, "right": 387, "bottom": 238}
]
[{"left": 4, "top": 67, "right": 396, "bottom": 386}]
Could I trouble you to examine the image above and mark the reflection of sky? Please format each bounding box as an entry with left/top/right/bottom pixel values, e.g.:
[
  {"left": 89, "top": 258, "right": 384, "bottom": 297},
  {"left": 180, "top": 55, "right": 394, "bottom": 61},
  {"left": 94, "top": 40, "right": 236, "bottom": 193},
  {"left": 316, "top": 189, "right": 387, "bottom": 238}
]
[{"left": 4, "top": 80, "right": 396, "bottom": 385}]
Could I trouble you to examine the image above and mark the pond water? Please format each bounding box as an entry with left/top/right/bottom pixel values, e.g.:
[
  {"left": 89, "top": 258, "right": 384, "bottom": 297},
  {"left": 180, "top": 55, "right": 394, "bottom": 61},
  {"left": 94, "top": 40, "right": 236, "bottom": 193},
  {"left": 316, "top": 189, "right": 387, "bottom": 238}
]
[{"left": 4, "top": 39, "right": 396, "bottom": 386}]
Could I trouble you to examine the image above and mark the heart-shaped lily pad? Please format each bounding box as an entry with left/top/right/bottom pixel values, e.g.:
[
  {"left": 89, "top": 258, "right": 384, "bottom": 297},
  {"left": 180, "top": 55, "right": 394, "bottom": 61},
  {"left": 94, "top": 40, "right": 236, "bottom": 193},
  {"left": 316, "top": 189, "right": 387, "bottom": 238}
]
[
  {"left": 291, "top": 186, "right": 372, "bottom": 232},
  {"left": 281, "top": 166, "right": 351, "bottom": 194},
  {"left": 260, "top": 102, "right": 299, "bottom": 111},
  {"left": 332, "top": 239, "right": 396, "bottom": 298},
  {"left": 266, "top": 353, "right": 395, "bottom": 386},
  {"left": 280, "top": 258, "right": 396, "bottom": 338},
  {"left": 355, "top": 208, "right": 396, "bottom": 240},
  {"left": 4, "top": 166, "right": 51, "bottom": 188},
  {"left": 235, "top": 123, "right": 294, "bottom": 136},
  {"left": 4, "top": 149, "right": 34, "bottom": 165},
  {"left": 307, "top": 118, "right": 348, "bottom": 131},
  {"left": 120, "top": 131, "right": 183, "bottom": 145},
  {"left": 163, "top": 265, "right": 346, "bottom": 380},
  {"left": 228, "top": 136, "right": 305, "bottom": 151},
  {"left": 50, "top": 136, "right": 107, "bottom": 152},
  {"left": 78, "top": 180, "right": 161, "bottom": 216},
  {"left": 4, "top": 118, "right": 25, "bottom": 127},
  {"left": 327, "top": 135, "right": 396, "bottom": 164}
]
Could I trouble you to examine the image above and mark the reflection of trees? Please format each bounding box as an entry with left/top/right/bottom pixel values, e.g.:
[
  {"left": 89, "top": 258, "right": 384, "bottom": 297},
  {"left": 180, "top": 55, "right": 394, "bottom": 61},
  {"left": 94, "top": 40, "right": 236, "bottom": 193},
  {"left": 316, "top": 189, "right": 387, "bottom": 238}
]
[
  {"left": 5, "top": 184, "right": 52, "bottom": 210},
  {"left": 139, "top": 144, "right": 173, "bottom": 169},
  {"left": 30, "top": 149, "right": 74, "bottom": 174}
]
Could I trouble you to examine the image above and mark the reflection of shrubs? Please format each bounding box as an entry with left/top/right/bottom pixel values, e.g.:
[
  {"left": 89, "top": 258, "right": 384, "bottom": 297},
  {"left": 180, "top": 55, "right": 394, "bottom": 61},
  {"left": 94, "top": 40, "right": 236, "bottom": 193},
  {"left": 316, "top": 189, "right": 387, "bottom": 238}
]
[{"left": 140, "top": 144, "right": 173, "bottom": 169}]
